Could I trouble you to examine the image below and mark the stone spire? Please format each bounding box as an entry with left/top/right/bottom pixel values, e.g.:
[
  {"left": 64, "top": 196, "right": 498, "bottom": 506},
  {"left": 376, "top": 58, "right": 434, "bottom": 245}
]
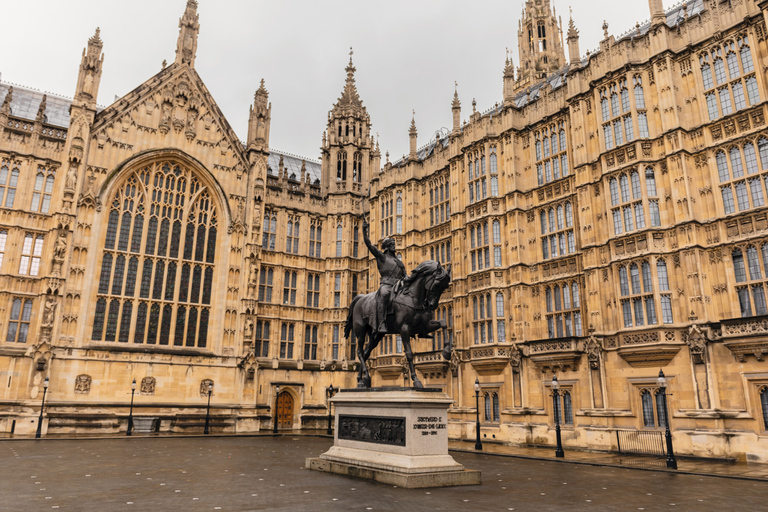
[
  {"left": 75, "top": 27, "right": 104, "bottom": 104},
  {"left": 566, "top": 11, "right": 581, "bottom": 66},
  {"left": 451, "top": 82, "right": 461, "bottom": 133},
  {"left": 175, "top": 0, "right": 200, "bottom": 67},
  {"left": 1, "top": 86, "right": 13, "bottom": 116},
  {"left": 409, "top": 111, "right": 418, "bottom": 159},
  {"left": 515, "top": 0, "right": 566, "bottom": 91},
  {"left": 36, "top": 95, "right": 47, "bottom": 123},
  {"left": 503, "top": 49, "right": 516, "bottom": 107},
  {"left": 335, "top": 47, "right": 363, "bottom": 110},
  {"left": 247, "top": 79, "right": 271, "bottom": 154}
]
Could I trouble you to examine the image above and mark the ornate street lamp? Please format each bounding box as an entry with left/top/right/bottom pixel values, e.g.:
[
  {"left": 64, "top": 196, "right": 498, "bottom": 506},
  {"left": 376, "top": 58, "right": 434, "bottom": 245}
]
[
  {"left": 551, "top": 374, "right": 564, "bottom": 458},
  {"left": 474, "top": 378, "right": 482, "bottom": 450},
  {"left": 203, "top": 381, "right": 213, "bottom": 435},
  {"left": 35, "top": 376, "right": 49, "bottom": 439},
  {"left": 273, "top": 384, "right": 280, "bottom": 434},
  {"left": 326, "top": 385, "right": 336, "bottom": 435},
  {"left": 127, "top": 378, "right": 136, "bottom": 436},
  {"left": 657, "top": 369, "right": 677, "bottom": 469}
]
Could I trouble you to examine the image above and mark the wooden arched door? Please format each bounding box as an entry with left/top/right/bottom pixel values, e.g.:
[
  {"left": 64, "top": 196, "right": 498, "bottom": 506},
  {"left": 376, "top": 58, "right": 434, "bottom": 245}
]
[{"left": 276, "top": 391, "right": 294, "bottom": 430}]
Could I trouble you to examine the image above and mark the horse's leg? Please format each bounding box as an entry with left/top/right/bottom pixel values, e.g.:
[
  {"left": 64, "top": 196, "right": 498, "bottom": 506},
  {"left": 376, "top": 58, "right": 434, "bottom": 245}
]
[
  {"left": 402, "top": 334, "right": 423, "bottom": 388},
  {"left": 356, "top": 325, "right": 368, "bottom": 388}
]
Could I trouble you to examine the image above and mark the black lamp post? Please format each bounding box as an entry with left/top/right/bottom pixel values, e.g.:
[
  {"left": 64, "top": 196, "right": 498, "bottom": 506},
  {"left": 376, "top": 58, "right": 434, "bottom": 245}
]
[
  {"left": 203, "top": 381, "right": 213, "bottom": 435},
  {"left": 551, "top": 374, "right": 565, "bottom": 458},
  {"left": 657, "top": 369, "right": 677, "bottom": 470},
  {"left": 273, "top": 384, "right": 280, "bottom": 434},
  {"left": 35, "top": 376, "right": 49, "bottom": 439},
  {"left": 474, "top": 378, "right": 482, "bottom": 450},
  {"left": 326, "top": 385, "right": 335, "bottom": 435},
  {"left": 127, "top": 378, "right": 136, "bottom": 436}
]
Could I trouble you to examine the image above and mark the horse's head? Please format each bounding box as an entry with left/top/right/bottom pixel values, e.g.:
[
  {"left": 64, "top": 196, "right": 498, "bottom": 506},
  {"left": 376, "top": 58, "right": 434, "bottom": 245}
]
[{"left": 424, "top": 262, "right": 452, "bottom": 310}]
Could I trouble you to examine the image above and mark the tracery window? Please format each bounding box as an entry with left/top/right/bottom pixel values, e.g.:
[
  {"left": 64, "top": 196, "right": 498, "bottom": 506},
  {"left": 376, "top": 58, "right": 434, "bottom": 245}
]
[
  {"left": 609, "top": 167, "right": 660, "bottom": 235},
  {"left": 760, "top": 387, "right": 768, "bottom": 430},
  {"left": 429, "top": 177, "right": 450, "bottom": 226},
  {"left": 472, "top": 292, "right": 504, "bottom": 344},
  {"left": 0, "top": 160, "right": 20, "bottom": 208},
  {"left": 255, "top": 320, "right": 270, "bottom": 357},
  {"left": 701, "top": 37, "right": 759, "bottom": 121},
  {"left": 396, "top": 193, "right": 403, "bottom": 234},
  {"left": 717, "top": 140, "right": 768, "bottom": 215},
  {"left": 19, "top": 233, "right": 43, "bottom": 276},
  {"left": 469, "top": 221, "right": 490, "bottom": 272},
  {"left": 641, "top": 389, "right": 667, "bottom": 428},
  {"left": 352, "top": 152, "right": 362, "bottom": 182},
  {"left": 282, "top": 270, "right": 297, "bottom": 305},
  {"left": 535, "top": 121, "right": 568, "bottom": 186},
  {"left": 380, "top": 194, "right": 394, "bottom": 236},
  {"left": 468, "top": 149, "right": 487, "bottom": 204},
  {"left": 484, "top": 392, "right": 500, "bottom": 422},
  {"left": 600, "top": 76, "right": 645, "bottom": 150},
  {"left": 30, "top": 166, "right": 55, "bottom": 214},
  {"left": 262, "top": 212, "right": 277, "bottom": 250},
  {"left": 92, "top": 161, "right": 218, "bottom": 347},
  {"left": 334, "top": 273, "right": 342, "bottom": 307},
  {"left": 545, "top": 282, "right": 582, "bottom": 338},
  {"left": 306, "top": 273, "right": 321, "bottom": 307},
  {"left": 336, "top": 223, "right": 343, "bottom": 257},
  {"left": 6, "top": 298, "right": 32, "bottom": 343},
  {"left": 618, "top": 259, "right": 673, "bottom": 326},
  {"left": 353, "top": 222, "right": 359, "bottom": 257},
  {"left": 332, "top": 325, "right": 340, "bottom": 359},
  {"left": 304, "top": 324, "right": 318, "bottom": 360},
  {"left": 286, "top": 217, "right": 300, "bottom": 254},
  {"left": 337, "top": 151, "right": 347, "bottom": 181},
  {"left": 309, "top": 221, "right": 322, "bottom": 258},
  {"left": 430, "top": 240, "right": 451, "bottom": 265},
  {"left": 731, "top": 245, "right": 768, "bottom": 317},
  {"left": 259, "top": 267, "right": 274, "bottom": 302},
  {"left": 539, "top": 201, "right": 575, "bottom": 260},
  {"left": 280, "top": 322, "right": 294, "bottom": 358}
]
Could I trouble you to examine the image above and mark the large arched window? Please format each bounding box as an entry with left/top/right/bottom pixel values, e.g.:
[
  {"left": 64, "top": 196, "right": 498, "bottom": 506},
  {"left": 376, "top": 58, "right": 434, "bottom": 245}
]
[{"left": 92, "top": 161, "right": 218, "bottom": 348}]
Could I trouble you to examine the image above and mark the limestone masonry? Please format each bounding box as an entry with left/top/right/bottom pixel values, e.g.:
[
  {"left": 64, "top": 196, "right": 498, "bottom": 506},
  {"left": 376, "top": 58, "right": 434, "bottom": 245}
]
[{"left": 2, "top": 0, "right": 768, "bottom": 463}]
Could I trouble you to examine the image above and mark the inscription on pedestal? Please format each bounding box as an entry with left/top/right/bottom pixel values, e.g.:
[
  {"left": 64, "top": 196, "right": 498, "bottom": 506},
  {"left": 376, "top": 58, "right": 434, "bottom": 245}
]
[
  {"left": 338, "top": 415, "right": 406, "bottom": 446},
  {"left": 412, "top": 416, "right": 447, "bottom": 436}
]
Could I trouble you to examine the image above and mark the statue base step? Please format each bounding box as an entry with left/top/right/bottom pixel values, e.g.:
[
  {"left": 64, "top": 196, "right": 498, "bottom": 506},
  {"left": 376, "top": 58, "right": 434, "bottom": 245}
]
[
  {"left": 306, "top": 388, "right": 481, "bottom": 487},
  {"left": 305, "top": 457, "right": 481, "bottom": 488}
]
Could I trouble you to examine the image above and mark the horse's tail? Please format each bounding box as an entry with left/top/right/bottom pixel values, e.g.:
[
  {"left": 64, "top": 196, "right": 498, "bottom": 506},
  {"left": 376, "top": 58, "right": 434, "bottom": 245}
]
[{"left": 344, "top": 295, "right": 362, "bottom": 339}]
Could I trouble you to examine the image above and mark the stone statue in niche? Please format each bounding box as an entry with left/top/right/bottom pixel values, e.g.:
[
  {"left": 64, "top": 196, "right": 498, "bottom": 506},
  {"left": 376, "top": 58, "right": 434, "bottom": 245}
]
[
  {"left": 509, "top": 343, "right": 522, "bottom": 372},
  {"left": 248, "top": 259, "right": 258, "bottom": 285},
  {"left": 41, "top": 297, "right": 57, "bottom": 328},
  {"left": 51, "top": 233, "right": 67, "bottom": 277},
  {"left": 244, "top": 319, "right": 254, "bottom": 341},
  {"left": 74, "top": 374, "right": 91, "bottom": 394},
  {"left": 65, "top": 164, "right": 78, "bottom": 191},
  {"left": 140, "top": 376, "right": 156, "bottom": 395}
]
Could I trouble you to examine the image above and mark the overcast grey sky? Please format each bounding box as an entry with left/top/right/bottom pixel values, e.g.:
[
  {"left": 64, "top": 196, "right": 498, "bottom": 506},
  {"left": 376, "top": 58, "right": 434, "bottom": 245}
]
[{"left": 1, "top": 0, "right": 659, "bottom": 162}]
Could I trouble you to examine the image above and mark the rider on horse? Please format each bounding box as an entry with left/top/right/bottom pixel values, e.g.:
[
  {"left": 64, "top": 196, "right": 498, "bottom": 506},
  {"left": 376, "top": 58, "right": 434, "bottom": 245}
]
[{"left": 362, "top": 220, "right": 405, "bottom": 334}]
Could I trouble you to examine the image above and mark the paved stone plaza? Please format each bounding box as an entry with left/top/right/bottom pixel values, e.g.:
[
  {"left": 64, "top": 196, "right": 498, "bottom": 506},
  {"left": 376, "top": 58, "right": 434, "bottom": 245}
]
[{"left": 1, "top": 436, "right": 766, "bottom": 511}]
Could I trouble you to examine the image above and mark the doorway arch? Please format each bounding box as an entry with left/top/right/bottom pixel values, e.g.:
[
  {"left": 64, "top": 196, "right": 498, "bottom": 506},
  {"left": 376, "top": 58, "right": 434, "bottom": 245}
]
[{"left": 275, "top": 390, "right": 294, "bottom": 430}]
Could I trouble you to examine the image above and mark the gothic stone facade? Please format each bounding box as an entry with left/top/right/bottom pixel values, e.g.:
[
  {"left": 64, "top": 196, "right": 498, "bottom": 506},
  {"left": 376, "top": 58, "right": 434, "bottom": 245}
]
[{"left": 2, "top": 0, "right": 768, "bottom": 463}]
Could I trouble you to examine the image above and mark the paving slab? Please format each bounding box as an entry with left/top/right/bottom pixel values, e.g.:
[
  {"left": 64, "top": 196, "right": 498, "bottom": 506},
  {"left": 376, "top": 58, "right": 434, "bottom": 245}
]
[{"left": 2, "top": 436, "right": 767, "bottom": 511}]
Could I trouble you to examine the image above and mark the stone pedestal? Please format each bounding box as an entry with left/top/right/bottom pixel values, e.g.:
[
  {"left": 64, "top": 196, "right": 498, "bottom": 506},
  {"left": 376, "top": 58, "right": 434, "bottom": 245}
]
[{"left": 306, "top": 387, "right": 480, "bottom": 488}]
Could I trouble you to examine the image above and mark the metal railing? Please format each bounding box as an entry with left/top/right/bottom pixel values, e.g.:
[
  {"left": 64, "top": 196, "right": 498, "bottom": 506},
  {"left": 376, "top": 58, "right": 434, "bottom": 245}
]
[{"left": 616, "top": 430, "right": 665, "bottom": 457}]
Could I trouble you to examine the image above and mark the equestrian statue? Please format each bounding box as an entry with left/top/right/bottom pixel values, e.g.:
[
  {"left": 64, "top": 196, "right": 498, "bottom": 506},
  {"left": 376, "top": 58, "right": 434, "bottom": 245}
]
[{"left": 344, "top": 220, "right": 452, "bottom": 388}]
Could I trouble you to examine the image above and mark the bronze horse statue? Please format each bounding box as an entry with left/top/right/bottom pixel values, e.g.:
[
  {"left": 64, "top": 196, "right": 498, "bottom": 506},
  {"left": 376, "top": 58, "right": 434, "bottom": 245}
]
[{"left": 344, "top": 260, "right": 452, "bottom": 388}]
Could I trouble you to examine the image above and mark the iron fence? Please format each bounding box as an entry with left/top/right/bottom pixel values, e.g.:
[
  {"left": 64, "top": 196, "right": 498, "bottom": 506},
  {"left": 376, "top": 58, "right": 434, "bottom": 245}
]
[{"left": 615, "top": 429, "right": 665, "bottom": 457}]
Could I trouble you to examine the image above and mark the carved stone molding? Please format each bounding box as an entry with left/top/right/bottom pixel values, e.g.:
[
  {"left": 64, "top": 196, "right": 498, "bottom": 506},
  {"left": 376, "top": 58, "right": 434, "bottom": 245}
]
[
  {"left": 414, "top": 351, "right": 450, "bottom": 379},
  {"left": 617, "top": 346, "right": 681, "bottom": 368},
  {"left": 721, "top": 315, "right": 768, "bottom": 362}
]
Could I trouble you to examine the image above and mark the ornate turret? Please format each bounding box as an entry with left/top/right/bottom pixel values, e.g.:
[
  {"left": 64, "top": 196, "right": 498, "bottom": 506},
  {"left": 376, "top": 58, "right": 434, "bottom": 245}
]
[
  {"left": 451, "top": 83, "right": 461, "bottom": 134},
  {"left": 321, "top": 49, "right": 379, "bottom": 198},
  {"left": 566, "top": 12, "right": 581, "bottom": 66},
  {"left": 247, "top": 79, "right": 271, "bottom": 154},
  {"left": 503, "top": 50, "right": 516, "bottom": 107},
  {"left": 515, "top": 0, "right": 566, "bottom": 91},
  {"left": 75, "top": 28, "right": 104, "bottom": 104},
  {"left": 175, "top": 0, "right": 200, "bottom": 67},
  {"left": 409, "top": 112, "right": 418, "bottom": 159}
]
